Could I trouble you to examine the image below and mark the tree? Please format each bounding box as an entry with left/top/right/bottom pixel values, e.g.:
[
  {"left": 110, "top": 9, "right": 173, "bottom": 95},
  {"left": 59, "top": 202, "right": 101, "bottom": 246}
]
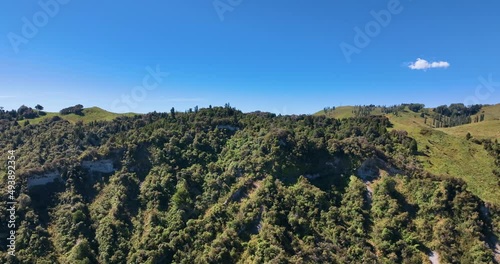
[
  {"left": 17, "top": 105, "right": 29, "bottom": 115},
  {"left": 35, "top": 104, "right": 44, "bottom": 111},
  {"left": 170, "top": 107, "right": 176, "bottom": 119},
  {"left": 17, "top": 105, "right": 39, "bottom": 119},
  {"left": 409, "top": 138, "right": 418, "bottom": 154},
  {"left": 68, "top": 239, "right": 96, "bottom": 264},
  {"left": 408, "top": 103, "right": 425, "bottom": 113},
  {"left": 75, "top": 104, "right": 84, "bottom": 111}
]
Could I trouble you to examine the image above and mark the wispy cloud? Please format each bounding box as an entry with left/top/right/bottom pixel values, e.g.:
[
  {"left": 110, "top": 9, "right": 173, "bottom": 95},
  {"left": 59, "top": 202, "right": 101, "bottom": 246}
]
[{"left": 408, "top": 58, "right": 450, "bottom": 70}]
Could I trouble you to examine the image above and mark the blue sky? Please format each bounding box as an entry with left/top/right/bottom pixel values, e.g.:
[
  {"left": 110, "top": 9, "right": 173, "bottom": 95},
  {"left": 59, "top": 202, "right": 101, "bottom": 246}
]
[{"left": 1, "top": 0, "right": 499, "bottom": 114}]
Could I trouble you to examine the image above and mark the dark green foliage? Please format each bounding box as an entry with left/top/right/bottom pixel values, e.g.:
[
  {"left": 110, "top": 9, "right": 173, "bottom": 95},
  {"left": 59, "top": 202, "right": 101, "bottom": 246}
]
[
  {"left": 381, "top": 104, "right": 406, "bottom": 115},
  {"left": 0, "top": 105, "right": 497, "bottom": 263},
  {"left": 407, "top": 103, "right": 425, "bottom": 113},
  {"left": 323, "top": 106, "right": 335, "bottom": 114},
  {"left": 18, "top": 105, "right": 39, "bottom": 119},
  {"left": 60, "top": 104, "right": 84, "bottom": 115},
  {"left": 432, "top": 104, "right": 483, "bottom": 128},
  {"left": 434, "top": 104, "right": 482, "bottom": 117},
  {"left": 352, "top": 105, "right": 376, "bottom": 117}
]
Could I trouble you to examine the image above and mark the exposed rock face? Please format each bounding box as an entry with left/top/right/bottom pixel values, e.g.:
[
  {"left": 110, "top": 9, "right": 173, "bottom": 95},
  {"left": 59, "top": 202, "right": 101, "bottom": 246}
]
[
  {"left": 356, "top": 158, "right": 400, "bottom": 181},
  {"left": 480, "top": 204, "right": 500, "bottom": 262},
  {"left": 216, "top": 125, "right": 239, "bottom": 131},
  {"left": 365, "top": 184, "right": 373, "bottom": 204},
  {"left": 27, "top": 171, "right": 61, "bottom": 188},
  {"left": 255, "top": 206, "right": 264, "bottom": 233},
  {"left": 357, "top": 159, "right": 381, "bottom": 180},
  {"left": 224, "top": 188, "right": 244, "bottom": 205},
  {"left": 428, "top": 251, "right": 440, "bottom": 264},
  {"left": 81, "top": 159, "right": 115, "bottom": 173}
]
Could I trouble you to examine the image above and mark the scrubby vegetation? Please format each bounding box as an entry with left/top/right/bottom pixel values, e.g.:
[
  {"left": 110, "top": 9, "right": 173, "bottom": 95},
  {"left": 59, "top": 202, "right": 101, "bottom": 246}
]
[{"left": 0, "top": 104, "right": 498, "bottom": 263}]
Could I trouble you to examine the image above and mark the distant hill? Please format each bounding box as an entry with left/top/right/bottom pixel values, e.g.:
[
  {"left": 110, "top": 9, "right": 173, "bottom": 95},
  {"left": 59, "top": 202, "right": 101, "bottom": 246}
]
[
  {"left": 316, "top": 103, "right": 499, "bottom": 121},
  {"left": 27, "top": 107, "right": 138, "bottom": 125}
]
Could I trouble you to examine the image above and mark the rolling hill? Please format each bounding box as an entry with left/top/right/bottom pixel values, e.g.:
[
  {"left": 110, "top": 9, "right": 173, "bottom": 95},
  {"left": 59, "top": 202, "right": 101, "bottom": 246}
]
[
  {"left": 26, "top": 107, "right": 137, "bottom": 125},
  {"left": 316, "top": 104, "right": 500, "bottom": 205}
]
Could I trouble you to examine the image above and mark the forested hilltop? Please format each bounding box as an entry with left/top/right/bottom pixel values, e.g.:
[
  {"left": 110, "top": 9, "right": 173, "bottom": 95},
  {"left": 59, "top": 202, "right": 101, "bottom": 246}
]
[{"left": 0, "top": 104, "right": 499, "bottom": 264}]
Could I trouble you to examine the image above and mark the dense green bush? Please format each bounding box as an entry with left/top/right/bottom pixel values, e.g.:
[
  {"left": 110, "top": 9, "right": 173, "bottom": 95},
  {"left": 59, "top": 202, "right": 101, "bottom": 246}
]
[{"left": 0, "top": 106, "right": 497, "bottom": 263}]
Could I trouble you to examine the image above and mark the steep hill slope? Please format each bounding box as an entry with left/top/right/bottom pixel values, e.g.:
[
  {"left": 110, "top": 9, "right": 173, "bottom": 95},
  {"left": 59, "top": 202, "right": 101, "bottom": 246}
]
[
  {"left": 387, "top": 110, "right": 499, "bottom": 204},
  {"left": 316, "top": 104, "right": 500, "bottom": 204}
]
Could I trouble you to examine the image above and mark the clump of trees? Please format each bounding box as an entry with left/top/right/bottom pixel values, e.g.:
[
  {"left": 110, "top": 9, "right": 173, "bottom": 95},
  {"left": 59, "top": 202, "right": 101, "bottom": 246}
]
[
  {"left": 406, "top": 103, "right": 425, "bottom": 113},
  {"left": 381, "top": 104, "right": 406, "bottom": 115},
  {"left": 434, "top": 104, "right": 482, "bottom": 117},
  {"left": 431, "top": 104, "right": 483, "bottom": 128},
  {"left": 0, "top": 104, "right": 45, "bottom": 121},
  {"left": 17, "top": 105, "right": 39, "bottom": 119},
  {"left": 352, "top": 105, "right": 376, "bottom": 117},
  {"left": 60, "top": 104, "right": 84, "bottom": 115},
  {"left": 323, "top": 106, "right": 336, "bottom": 114}
]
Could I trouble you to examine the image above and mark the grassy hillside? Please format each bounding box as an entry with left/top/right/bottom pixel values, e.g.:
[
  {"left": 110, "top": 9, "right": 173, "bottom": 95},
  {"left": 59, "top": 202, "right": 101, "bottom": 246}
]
[
  {"left": 474, "top": 103, "right": 500, "bottom": 121},
  {"left": 438, "top": 120, "right": 500, "bottom": 140},
  {"left": 316, "top": 104, "right": 500, "bottom": 205},
  {"left": 315, "top": 106, "right": 356, "bottom": 118},
  {"left": 317, "top": 103, "right": 500, "bottom": 122},
  {"left": 27, "top": 107, "right": 137, "bottom": 125},
  {"left": 315, "top": 106, "right": 384, "bottom": 118},
  {"left": 438, "top": 104, "right": 500, "bottom": 140},
  {"left": 387, "top": 110, "right": 499, "bottom": 204}
]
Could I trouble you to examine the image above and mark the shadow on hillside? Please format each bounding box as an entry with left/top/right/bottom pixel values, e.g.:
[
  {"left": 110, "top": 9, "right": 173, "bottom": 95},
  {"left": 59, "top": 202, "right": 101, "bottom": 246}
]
[{"left": 415, "top": 150, "right": 430, "bottom": 157}]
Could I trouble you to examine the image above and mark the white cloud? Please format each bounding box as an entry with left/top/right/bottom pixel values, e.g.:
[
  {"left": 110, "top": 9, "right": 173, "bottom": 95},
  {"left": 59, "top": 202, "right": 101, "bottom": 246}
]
[{"left": 408, "top": 58, "right": 450, "bottom": 70}]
